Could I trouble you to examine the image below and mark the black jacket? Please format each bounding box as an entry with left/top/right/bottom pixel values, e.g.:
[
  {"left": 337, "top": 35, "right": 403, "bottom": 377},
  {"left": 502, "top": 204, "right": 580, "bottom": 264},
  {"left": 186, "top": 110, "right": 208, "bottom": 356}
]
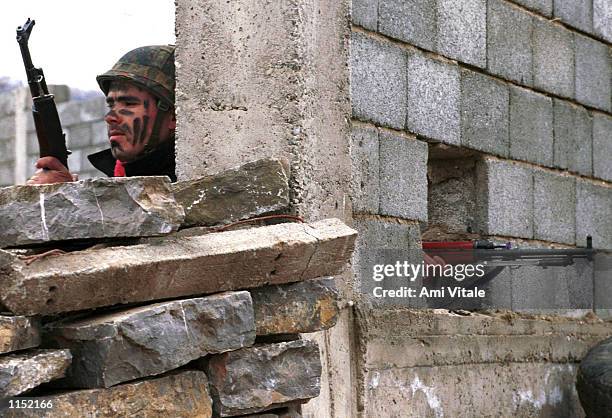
[{"left": 87, "top": 140, "right": 176, "bottom": 182}]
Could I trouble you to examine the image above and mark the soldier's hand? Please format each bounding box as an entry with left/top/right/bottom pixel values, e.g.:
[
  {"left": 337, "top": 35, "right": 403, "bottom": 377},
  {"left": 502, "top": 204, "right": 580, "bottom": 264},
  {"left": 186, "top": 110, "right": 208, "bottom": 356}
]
[{"left": 26, "top": 157, "right": 78, "bottom": 185}]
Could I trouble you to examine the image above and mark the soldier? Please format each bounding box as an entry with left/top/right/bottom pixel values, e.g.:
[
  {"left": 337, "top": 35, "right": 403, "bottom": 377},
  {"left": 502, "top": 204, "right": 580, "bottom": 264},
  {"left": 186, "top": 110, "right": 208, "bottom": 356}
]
[{"left": 27, "top": 45, "right": 176, "bottom": 184}]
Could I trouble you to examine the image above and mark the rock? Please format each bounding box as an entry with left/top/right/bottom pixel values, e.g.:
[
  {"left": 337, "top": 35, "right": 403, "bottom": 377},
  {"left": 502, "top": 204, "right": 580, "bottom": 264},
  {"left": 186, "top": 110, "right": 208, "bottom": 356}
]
[
  {"left": 172, "top": 158, "right": 290, "bottom": 227},
  {"left": 252, "top": 278, "right": 339, "bottom": 335},
  {"left": 0, "top": 176, "right": 185, "bottom": 248},
  {"left": 46, "top": 292, "right": 255, "bottom": 388},
  {"left": 0, "top": 218, "right": 356, "bottom": 315},
  {"left": 0, "top": 349, "right": 71, "bottom": 397},
  {"left": 205, "top": 340, "right": 321, "bottom": 416},
  {"left": 0, "top": 316, "right": 41, "bottom": 354},
  {"left": 0, "top": 371, "right": 213, "bottom": 418}
]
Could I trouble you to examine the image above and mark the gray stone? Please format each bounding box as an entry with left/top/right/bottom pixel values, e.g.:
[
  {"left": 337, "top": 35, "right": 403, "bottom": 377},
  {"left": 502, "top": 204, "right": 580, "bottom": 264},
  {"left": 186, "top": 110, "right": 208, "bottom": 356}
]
[
  {"left": 352, "top": 0, "right": 378, "bottom": 31},
  {"left": 379, "top": 0, "right": 436, "bottom": 50},
  {"left": 406, "top": 52, "right": 460, "bottom": 145},
  {"left": 0, "top": 138, "right": 14, "bottom": 163},
  {"left": 49, "top": 85, "right": 71, "bottom": 105},
  {"left": 436, "top": 0, "right": 486, "bottom": 67},
  {"left": 575, "top": 35, "right": 611, "bottom": 112},
  {"left": 0, "top": 219, "right": 356, "bottom": 315},
  {"left": 594, "top": 0, "right": 612, "bottom": 42},
  {"left": 172, "top": 158, "right": 289, "bottom": 227},
  {"left": 512, "top": 0, "right": 552, "bottom": 16},
  {"left": 0, "top": 371, "right": 213, "bottom": 418},
  {"left": 25, "top": 131, "right": 38, "bottom": 155},
  {"left": 553, "top": 99, "right": 592, "bottom": 176},
  {"left": 350, "top": 125, "right": 379, "bottom": 214},
  {"left": 252, "top": 278, "right": 339, "bottom": 335},
  {"left": 509, "top": 86, "right": 553, "bottom": 166},
  {"left": 0, "top": 316, "right": 41, "bottom": 355},
  {"left": 554, "top": 0, "right": 592, "bottom": 33},
  {"left": 0, "top": 176, "right": 185, "bottom": 248},
  {"left": 57, "top": 98, "right": 106, "bottom": 127},
  {"left": 0, "top": 92, "right": 15, "bottom": 117},
  {"left": 533, "top": 170, "right": 576, "bottom": 244},
  {"left": 475, "top": 158, "right": 533, "bottom": 238},
  {"left": 65, "top": 123, "right": 92, "bottom": 149},
  {"left": 351, "top": 32, "right": 407, "bottom": 130},
  {"left": 0, "top": 116, "right": 15, "bottom": 140},
  {"left": 0, "top": 163, "right": 14, "bottom": 187},
  {"left": 206, "top": 340, "right": 321, "bottom": 416},
  {"left": 46, "top": 292, "right": 255, "bottom": 388},
  {"left": 593, "top": 113, "right": 612, "bottom": 182},
  {"left": 0, "top": 349, "right": 71, "bottom": 397},
  {"left": 487, "top": 0, "right": 533, "bottom": 86},
  {"left": 533, "top": 20, "right": 574, "bottom": 99},
  {"left": 576, "top": 180, "right": 612, "bottom": 249},
  {"left": 90, "top": 120, "right": 107, "bottom": 146},
  {"left": 460, "top": 70, "right": 509, "bottom": 156},
  {"left": 379, "top": 133, "right": 428, "bottom": 221}
]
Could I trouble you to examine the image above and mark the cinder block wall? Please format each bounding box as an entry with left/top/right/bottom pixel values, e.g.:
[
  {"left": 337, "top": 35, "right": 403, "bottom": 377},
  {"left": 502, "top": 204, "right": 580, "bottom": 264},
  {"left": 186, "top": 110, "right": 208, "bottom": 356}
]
[{"left": 0, "top": 86, "right": 108, "bottom": 186}]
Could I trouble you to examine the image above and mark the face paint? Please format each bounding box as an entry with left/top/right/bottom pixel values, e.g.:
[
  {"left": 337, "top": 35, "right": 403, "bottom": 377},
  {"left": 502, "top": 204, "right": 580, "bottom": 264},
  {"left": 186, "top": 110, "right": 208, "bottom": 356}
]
[
  {"left": 133, "top": 118, "right": 142, "bottom": 144},
  {"left": 118, "top": 109, "right": 135, "bottom": 116}
]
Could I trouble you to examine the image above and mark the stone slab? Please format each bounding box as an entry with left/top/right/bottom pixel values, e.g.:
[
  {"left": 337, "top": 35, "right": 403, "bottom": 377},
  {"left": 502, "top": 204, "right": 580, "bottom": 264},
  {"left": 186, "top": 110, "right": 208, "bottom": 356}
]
[
  {"left": 206, "top": 340, "right": 321, "bottom": 416},
  {"left": 0, "top": 218, "right": 356, "bottom": 315},
  {"left": 350, "top": 125, "right": 379, "bottom": 214},
  {"left": 552, "top": 100, "right": 592, "bottom": 176},
  {"left": 46, "top": 292, "right": 254, "bottom": 388},
  {"left": 576, "top": 180, "right": 612, "bottom": 250},
  {"left": 533, "top": 170, "right": 576, "bottom": 244},
  {"left": 436, "top": 0, "right": 487, "bottom": 67},
  {"left": 509, "top": 86, "right": 553, "bottom": 166},
  {"left": 533, "top": 20, "right": 574, "bottom": 99},
  {"left": 379, "top": 133, "right": 428, "bottom": 222},
  {"left": 554, "top": 0, "right": 592, "bottom": 33},
  {"left": 351, "top": 32, "right": 407, "bottom": 130},
  {"left": 575, "top": 34, "right": 611, "bottom": 112},
  {"left": 593, "top": 113, "right": 612, "bottom": 182},
  {"left": 0, "top": 316, "right": 40, "bottom": 355},
  {"left": 0, "top": 371, "right": 212, "bottom": 417},
  {"left": 406, "top": 52, "right": 460, "bottom": 145},
  {"left": 460, "top": 69, "right": 509, "bottom": 156},
  {"left": 0, "top": 176, "right": 185, "bottom": 248},
  {"left": 252, "top": 278, "right": 339, "bottom": 335},
  {"left": 512, "top": 0, "right": 552, "bottom": 16},
  {"left": 56, "top": 98, "right": 106, "bottom": 128},
  {"left": 352, "top": 0, "right": 378, "bottom": 31},
  {"left": 378, "top": 0, "right": 436, "bottom": 50},
  {"left": 0, "top": 349, "right": 71, "bottom": 398},
  {"left": 593, "top": 0, "right": 612, "bottom": 42},
  {"left": 171, "top": 158, "right": 290, "bottom": 227}
]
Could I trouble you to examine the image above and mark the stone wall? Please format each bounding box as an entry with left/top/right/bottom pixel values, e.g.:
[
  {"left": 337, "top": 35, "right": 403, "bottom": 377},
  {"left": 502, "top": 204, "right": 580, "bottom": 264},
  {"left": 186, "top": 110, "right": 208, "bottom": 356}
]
[{"left": 0, "top": 86, "right": 107, "bottom": 186}]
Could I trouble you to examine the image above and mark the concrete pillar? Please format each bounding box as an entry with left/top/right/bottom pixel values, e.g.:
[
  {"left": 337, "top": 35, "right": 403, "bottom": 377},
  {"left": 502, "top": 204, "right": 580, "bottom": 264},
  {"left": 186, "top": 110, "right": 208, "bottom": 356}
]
[{"left": 13, "top": 87, "right": 27, "bottom": 185}]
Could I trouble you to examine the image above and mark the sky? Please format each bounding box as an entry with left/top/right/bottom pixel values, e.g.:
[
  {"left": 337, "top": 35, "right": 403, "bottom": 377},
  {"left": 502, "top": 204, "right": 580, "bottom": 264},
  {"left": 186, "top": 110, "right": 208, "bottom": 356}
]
[{"left": 1, "top": 1, "right": 175, "bottom": 92}]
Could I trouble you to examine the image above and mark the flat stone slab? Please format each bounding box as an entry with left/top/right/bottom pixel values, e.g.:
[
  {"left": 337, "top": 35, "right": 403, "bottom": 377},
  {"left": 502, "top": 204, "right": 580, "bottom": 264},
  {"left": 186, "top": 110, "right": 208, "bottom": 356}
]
[
  {"left": 0, "top": 371, "right": 212, "bottom": 417},
  {"left": 206, "top": 340, "right": 321, "bottom": 416},
  {"left": 45, "top": 292, "right": 255, "bottom": 388},
  {"left": 0, "top": 349, "right": 71, "bottom": 397},
  {"left": 0, "top": 176, "right": 185, "bottom": 248},
  {"left": 0, "top": 316, "right": 40, "bottom": 355},
  {"left": 172, "top": 158, "right": 290, "bottom": 227},
  {"left": 0, "top": 218, "right": 356, "bottom": 315},
  {"left": 252, "top": 278, "right": 339, "bottom": 335}
]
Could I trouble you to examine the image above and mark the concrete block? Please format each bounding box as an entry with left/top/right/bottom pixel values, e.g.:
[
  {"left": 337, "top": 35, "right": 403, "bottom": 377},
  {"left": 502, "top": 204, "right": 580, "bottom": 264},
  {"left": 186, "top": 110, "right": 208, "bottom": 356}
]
[
  {"left": 406, "top": 52, "right": 460, "bottom": 145},
  {"left": 436, "top": 0, "right": 487, "bottom": 67},
  {"left": 487, "top": 0, "right": 534, "bottom": 86},
  {"left": 509, "top": 86, "right": 553, "bottom": 166},
  {"left": 91, "top": 120, "right": 108, "bottom": 146},
  {"left": 554, "top": 0, "right": 592, "bottom": 33},
  {"left": 533, "top": 170, "right": 576, "bottom": 244},
  {"left": 0, "top": 138, "right": 13, "bottom": 163},
  {"left": 57, "top": 97, "right": 106, "bottom": 127},
  {"left": 460, "top": 70, "right": 509, "bottom": 156},
  {"left": 68, "top": 149, "right": 83, "bottom": 173},
  {"left": 352, "top": 0, "right": 378, "bottom": 31},
  {"left": 475, "top": 158, "right": 533, "bottom": 238},
  {"left": 0, "top": 116, "right": 15, "bottom": 140},
  {"left": 350, "top": 125, "right": 379, "bottom": 214},
  {"left": 0, "top": 163, "right": 14, "bottom": 187},
  {"left": 49, "top": 85, "right": 71, "bottom": 104},
  {"left": 553, "top": 100, "right": 592, "bottom": 176},
  {"left": 379, "top": 133, "right": 428, "bottom": 221},
  {"left": 575, "top": 34, "right": 611, "bottom": 112},
  {"left": 0, "top": 349, "right": 71, "bottom": 397},
  {"left": 576, "top": 180, "right": 612, "bottom": 249},
  {"left": 378, "top": 0, "right": 436, "bottom": 50},
  {"left": 0, "top": 316, "right": 40, "bottom": 354},
  {"left": 512, "top": 0, "right": 552, "bottom": 16},
  {"left": 66, "top": 123, "right": 92, "bottom": 148},
  {"left": 0, "top": 92, "right": 15, "bottom": 117},
  {"left": 533, "top": 20, "right": 574, "bottom": 98},
  {"left": 593, "top": 0, "right": 612, "bottom": 42},
  {"left": 593, "top": 113, "right": 612, "bottom": 182},
  {"left": 25, "top": 131, "right": 38, "bottom": 155},
  {"left": 351, "top": 32, "right": 407, "bottom": 130}
]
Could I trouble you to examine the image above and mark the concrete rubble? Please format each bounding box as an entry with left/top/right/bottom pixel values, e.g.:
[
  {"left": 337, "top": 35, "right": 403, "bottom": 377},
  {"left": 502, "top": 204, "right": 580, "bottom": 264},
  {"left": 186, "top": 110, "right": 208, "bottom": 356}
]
[
  {"left": 0, "top": 349, "right": 71, "bottom": 397},
  {"left": 45, "top": 292, "right": 255, "bottom": 388},
  {"left": 0, "top": 316, "right": 40, "bottom": 355},
  {"left": 205, "top": 340, "right": 322, "bottom": 416},
  {"left": 0, "top": 176, "right": 185, "bottom": 248}
]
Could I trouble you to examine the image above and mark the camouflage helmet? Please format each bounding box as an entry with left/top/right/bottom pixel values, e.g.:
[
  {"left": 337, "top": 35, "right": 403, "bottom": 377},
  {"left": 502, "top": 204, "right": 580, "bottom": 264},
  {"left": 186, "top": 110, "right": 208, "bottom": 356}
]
[{"left": 96, "top": 45, "right": 175, "bottom": 108}]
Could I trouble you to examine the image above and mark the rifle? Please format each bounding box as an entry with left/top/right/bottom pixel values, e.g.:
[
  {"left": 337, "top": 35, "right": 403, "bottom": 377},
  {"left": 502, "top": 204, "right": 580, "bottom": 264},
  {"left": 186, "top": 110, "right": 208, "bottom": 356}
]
[{"left": 16, "top": 18, "right": 70, "bottom": 169}]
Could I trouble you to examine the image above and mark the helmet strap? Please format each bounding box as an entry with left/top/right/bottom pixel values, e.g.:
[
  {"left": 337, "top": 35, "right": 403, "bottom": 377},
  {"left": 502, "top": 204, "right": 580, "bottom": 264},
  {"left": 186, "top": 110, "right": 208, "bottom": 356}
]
[{"left": 144, "top": 99, "right": 171, "bottom": 154}]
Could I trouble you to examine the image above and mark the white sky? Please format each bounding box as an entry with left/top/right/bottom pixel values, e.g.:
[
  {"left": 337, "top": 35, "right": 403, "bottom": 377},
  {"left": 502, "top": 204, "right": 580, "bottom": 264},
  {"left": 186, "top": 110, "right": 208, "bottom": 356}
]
[{"left": 1, "top": 1, "right": 175, "bottom": 92}]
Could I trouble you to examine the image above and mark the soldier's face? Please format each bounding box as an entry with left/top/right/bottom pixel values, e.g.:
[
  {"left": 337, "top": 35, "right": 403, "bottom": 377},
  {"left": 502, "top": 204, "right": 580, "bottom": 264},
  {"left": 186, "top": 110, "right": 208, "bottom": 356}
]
[{"left": 104, "top": 83, "right": 175, "bottom": 162}]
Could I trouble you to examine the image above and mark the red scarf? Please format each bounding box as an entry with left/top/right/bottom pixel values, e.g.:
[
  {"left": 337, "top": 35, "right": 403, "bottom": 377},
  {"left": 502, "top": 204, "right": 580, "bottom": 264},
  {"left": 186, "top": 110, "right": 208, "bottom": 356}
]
[{"left": 114, "top": 160, "right": 126, "bottom": 177}]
